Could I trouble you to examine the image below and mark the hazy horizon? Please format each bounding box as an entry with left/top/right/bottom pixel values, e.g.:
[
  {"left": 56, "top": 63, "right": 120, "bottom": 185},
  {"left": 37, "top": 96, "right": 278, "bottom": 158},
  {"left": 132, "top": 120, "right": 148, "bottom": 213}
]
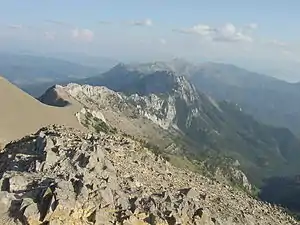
[{"left": 1, "top": 0, "right": 300, "bottom": 81}]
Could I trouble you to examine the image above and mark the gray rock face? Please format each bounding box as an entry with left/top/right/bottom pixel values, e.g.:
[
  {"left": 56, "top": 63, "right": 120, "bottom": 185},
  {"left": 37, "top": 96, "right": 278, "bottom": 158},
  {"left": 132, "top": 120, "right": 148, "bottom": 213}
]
[
  {"left": 126, "top": 93, "right": 177, "bottom": 129},
  {"left": 45, "top": 74, "right": 220, "bottom": 134},
  {"left": 214, "top": 167, "right": 252, "bottom": 192},
  {"left": 41, "top": 82, "right": 178, "bottom": 153},
  {"left": 0, "top": 125, "right": 297, "bottom": 224}
]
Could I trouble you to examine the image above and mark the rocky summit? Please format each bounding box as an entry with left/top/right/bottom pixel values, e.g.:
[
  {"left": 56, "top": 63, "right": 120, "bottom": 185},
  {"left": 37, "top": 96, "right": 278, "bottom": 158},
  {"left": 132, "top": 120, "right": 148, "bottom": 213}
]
[{"left": 0, "top": 125, "right": 297, "bottom": 225}]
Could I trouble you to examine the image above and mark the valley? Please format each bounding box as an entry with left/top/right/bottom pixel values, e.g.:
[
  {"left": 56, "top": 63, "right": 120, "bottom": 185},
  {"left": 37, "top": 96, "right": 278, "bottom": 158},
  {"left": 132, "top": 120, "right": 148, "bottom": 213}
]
[{"left": 2, "top": 2, "right": 300, "bottom": 224}]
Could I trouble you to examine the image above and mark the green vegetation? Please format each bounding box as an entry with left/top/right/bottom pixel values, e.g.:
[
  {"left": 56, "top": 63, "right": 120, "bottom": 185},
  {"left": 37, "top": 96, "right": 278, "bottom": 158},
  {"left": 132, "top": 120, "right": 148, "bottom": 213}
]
[
  {"left": 143, "top": 141, "right": 160, "bottom": 155},
  {"left": 171, "top": 96, "right": 300, "bottom": 186},
  {"left": 83, "top": 111, "right": 117, "bottom": 134},
  {"left": 141, "top": 137, "right": 256, "bottom": 194},
  {"left": 164, "top": 154, "right": 203, "bottom": 173}
]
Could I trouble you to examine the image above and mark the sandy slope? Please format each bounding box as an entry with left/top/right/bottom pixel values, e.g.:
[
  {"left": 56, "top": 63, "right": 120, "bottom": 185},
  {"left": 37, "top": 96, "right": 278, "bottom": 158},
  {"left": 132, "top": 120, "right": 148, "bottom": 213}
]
[{"left": 0, "top": 76, "right": 83, "bottom": 145}]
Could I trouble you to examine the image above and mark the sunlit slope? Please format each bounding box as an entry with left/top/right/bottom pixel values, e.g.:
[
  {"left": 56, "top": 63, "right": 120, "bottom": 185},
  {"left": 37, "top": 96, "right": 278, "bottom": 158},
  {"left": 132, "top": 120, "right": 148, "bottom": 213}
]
[{"left": 0, "top": 76, "right": 82, "bottom": 144}]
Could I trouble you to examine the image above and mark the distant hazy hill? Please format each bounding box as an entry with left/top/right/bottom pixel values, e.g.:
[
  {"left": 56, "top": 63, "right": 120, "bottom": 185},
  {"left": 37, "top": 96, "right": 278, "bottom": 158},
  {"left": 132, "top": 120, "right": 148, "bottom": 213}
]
[
  {"left": 45, "top": 52, "right": 119, "bottom": 69},
  {"left": 0, "top": 52, "right": 113, "bottom": 97},
  {"left": 184, "top": 62, "right": 300, "bottom": 136},
  {"left": 0, "top": 53, "right": 101, "bottom": 85}
]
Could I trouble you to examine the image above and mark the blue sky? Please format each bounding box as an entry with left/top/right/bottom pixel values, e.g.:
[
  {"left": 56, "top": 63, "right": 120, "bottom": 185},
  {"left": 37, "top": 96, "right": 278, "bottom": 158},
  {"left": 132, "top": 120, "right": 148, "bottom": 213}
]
[{"left": 1, "top": 0, "right": 300, "bottom": 81}]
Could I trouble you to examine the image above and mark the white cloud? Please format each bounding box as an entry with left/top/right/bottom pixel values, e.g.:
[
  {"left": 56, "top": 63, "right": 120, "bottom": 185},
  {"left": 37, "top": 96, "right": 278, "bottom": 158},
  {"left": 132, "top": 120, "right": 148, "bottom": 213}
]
[
  {"left": 269, "top": 39, "right": 288, "bottom": 47},
  {"left": 71, "top": 28, "right": 94, "bottom": 42},
  {"left": 159, "top": 38, "right": 167, "bottom": 45},
  {"left": 98, "top": 20, "right": 112, "bottom": 25},
  {"left": 131, "top": 19, "right": 153, "bottom": 27},
  {"left": 44, "top": 31, "right": 56, "bottom": 40},
  {"left": 139, "top": 39, "right": 148, "bottom": 44},
  {"left": 173, "top": 25, "right": 211, "bottom": 35},
  {"left": 174, "top": 23, "right": 253, "bottom": 43},
  {"left": 215, "top": 23, "right": 253, "bottom": 42},
  {"left": 282, "top": 50, "right": 292, "bottom": 56},
  {"left": 189, "top": 24, "right": 215, "bottom": 36},
  {"left": 45, "top": 20, "right": 94, "bottom": 42},
  {"left": 6, "top": 24, "right": 41, "bottom": 32},
  {"left": 281, "top": 50, "right": 300, "bottom": 63},
  {"left": 45, "top": 20, "right": 72, "bottom": 27},
  {"left": 245, "top": 23, "right": 258, "bottom": 30},
  {"left": 71, "top": 29, "right": 79, "bottom": 37},
  {"left": 7, "top": 24, "right": 23, "bottom": 29}
]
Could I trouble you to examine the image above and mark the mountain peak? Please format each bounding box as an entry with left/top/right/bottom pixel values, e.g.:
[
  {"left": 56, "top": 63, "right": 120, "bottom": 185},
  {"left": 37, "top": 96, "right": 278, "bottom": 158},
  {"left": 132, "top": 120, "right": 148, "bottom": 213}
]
[{"left": 73, "top": 64, "right": 300, "bottom": 187}]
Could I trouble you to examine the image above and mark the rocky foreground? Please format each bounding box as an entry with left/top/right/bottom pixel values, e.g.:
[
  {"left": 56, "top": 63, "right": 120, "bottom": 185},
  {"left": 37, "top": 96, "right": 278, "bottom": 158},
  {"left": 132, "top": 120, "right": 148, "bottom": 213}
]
[{"left": 0, "top": 125, "right": 297, "bottom": 225}]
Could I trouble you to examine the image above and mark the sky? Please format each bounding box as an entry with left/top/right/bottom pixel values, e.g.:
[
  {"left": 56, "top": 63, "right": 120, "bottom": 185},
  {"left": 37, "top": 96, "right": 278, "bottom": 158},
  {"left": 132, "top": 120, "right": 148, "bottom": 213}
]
[{"left": 1, "top": 0, "right": 300, "bottom": 81}]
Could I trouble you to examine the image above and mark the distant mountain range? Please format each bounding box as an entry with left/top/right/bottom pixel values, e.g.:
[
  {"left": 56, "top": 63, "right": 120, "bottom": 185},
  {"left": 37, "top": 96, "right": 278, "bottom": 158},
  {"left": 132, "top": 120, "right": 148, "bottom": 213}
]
[
  {"left": 71, "top": 61, "right": 300, "bottom": 213},
  {"left": 41, "top": 68, "right": 300, "bottom": 186},
  {"left": 44, "top": 52, "right": 119, "bottom": 69},
  {"left": 2, "top": 53, "right": 300, "bottom": 138},
  {"left": 0, "top": 52, "right": 117, "bottom": 97},
  {"left": 2, "top": 54, "right": 300, "bottom": 219},
  {"left": 77, "top": 59, "right": 300, "bottom": 137}
]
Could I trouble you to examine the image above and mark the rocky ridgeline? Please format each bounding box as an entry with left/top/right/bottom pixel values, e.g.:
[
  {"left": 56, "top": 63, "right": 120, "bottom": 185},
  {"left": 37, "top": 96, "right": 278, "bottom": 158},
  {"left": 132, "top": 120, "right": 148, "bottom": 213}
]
[{"left": 0, "top": 125, "right": 297, "bottom": 225}]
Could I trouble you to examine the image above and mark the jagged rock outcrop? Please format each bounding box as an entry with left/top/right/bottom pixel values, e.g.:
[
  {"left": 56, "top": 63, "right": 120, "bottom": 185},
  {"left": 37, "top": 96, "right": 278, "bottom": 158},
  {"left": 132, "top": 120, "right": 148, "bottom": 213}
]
[
  {"left": 0, "top": 125, "right": 297, "bottom": 224},
  {"left": 38, "top": 84, "right": 71, "bottom": 107},
  {"left": 40, "top": 83, "right": 177, "bottom": 151},
  {"left": 214, "top": 167, "right": 252, "bottom": 192},
  {"left": 126, "top": 93, "right": 176, "bottom": 129},
  {"left": 123, "top": 73, "right": 222, "bottom": 133}
]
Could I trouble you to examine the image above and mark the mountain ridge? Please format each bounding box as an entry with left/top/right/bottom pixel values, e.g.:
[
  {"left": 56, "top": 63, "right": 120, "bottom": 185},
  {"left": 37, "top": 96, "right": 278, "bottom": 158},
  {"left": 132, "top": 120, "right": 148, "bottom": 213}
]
[
  {"left": 78, "top": 59, "right": 300, "bottom": 136},
  {"left": 1, "top": 65, "right": 300, "bottom": 223},
  {"left": 41, "top": 71, "right": 300, "bottom": 186}
]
